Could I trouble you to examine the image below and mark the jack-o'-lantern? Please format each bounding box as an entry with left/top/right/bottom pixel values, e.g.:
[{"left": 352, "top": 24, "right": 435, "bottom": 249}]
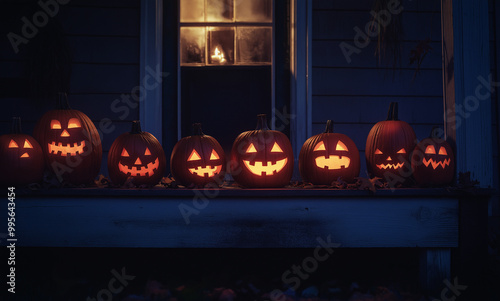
[
  {"left": 108, "top": 121, "right": 166, "bottom": 186},
  {"left": 33, "top": 93, "right": 102, "bottom": 185},
  {"left": 365, "top": 102, "right": 416, "bottom": 180},
  {"left": 170, "top": 123, "right": 226, "bottom": 187},
  {"left": 411, "top": 127, "right": 454, "bottom": 186},
  {"left": 0, "top": 117, "right": 44, "bottom": 185},
  {"left": 299, "top": 120, "right": 360, "bottom": 184},
  {"left": 230, "top": 114, "right": 293, "bottom": 188}
]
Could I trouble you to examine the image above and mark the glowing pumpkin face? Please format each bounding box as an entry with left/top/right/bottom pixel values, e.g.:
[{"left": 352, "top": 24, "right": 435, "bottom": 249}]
[
  {"left": 411, "top": 129, "right": 454, "bottom": 186},
  {"left": 230, "top": 114, "right": 294, "bottom": 188},
  {"left": 365, "top": 102, "right": 416, "bottom": 181},
  {"left": 0, "top": 118, "right": 44, "bottom": 185},
  {"left": 108, "top": 121, "right": 166, "bottom": 186},
  {"left": 33, "top": 93, "right": 102, "bottom": 185},
  {"left": 299, "top": 120, "right": 360, "bottom": 184},
  {"left": 171, "top": 123, "right": 226, "bottom": 187}
]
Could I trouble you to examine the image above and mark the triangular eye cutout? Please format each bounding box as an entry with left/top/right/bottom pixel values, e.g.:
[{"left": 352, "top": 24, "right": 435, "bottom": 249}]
[
  {"left": 375, "top": 149, "right": 383, "bottom": 154},
  {"left": 336, "top": 141, "right": 348, "bottom": 151},
  {"left": 425, "top": 145, "right": 436, "bottom": 154},
  {"left": 246, "top": 143, "right": 257, "bottom": 153},
  {"left": 24, "top": 140, "right": 33, "bottom": 148},
  {"left": 314, "top": 141, "right": 326, "bottom": 151},
  {"left": 397, "top": 148, "right": 406, "bottom": 154},
  {"left": 188, "top": 149, "right": 201, "bottom": 161},
  {"left": 271, "top": 142, "right": 283, "bottom": 153},
  {"left": 438, "top": 147, "right": 447, "bottom": 155},
  {"left": 144, "top": 148, "right": 151, "bottom": 156},
  {"left": 210, "top": 149, "right": 220, "bottom": 160},
  {"left": 9, "top": 140, "right": 19, "bottom": 148},
  {"left": 121, "top": 149, "right": 130, "bottom": 157}
]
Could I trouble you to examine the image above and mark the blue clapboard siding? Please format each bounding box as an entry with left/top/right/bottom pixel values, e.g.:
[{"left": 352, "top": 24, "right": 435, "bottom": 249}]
[
  {"left": 0, "top": 1, "right": 141, "bottom": 178},
  {"left": 312, "top": 0, "right": 444, "bottom": 178}
]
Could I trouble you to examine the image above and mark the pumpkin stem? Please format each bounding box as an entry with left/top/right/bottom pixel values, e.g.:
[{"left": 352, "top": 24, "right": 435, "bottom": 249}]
[
  {"left": 255, "top": 114, "right": 270, "bottom": 130},
  {"left": 430, "top": 126, "right": 443, "bottom": 139},
  {"left": 324, "top": 120, "right": 334, "bottom": 133},
  {"left": 55, "top": 92, "right": 72, "bottom": 110},
  {"left": 192, "top": 123, "right": 204, "bottom": 136},
  {"left": 386, "top": 102, "right": 399, "bottom": 121},
  {"left": 386, "top": 102, "right": 394, "bottom": 120},
  {"left": 11, "top": 117, "right": 22, "bottom": 134},
  {"left": 130, "top": 120, "right": 143, "bottom": 134}
]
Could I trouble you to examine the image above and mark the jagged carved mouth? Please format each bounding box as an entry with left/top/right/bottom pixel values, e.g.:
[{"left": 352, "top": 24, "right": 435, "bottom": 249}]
[
  {"left": 189, "top": 165, "right": 222, "bottom": 177},
  {"left": 423, "top": 158, "right": 451, "bottom": 169},
  {"left": 243, "top": 158, "right": 288, "bottom": 176},
  {"left": 315, "top": 155, "right": 350, "bottom": 170},
  {"left": 48, "top": 141, "right": 86, "bottom": 156},
  {"left": 118, "top": 158, "right": 159, "bottom": 177},
  {"left": 376, "top": 162, "right": 404, "bottom": 170}
]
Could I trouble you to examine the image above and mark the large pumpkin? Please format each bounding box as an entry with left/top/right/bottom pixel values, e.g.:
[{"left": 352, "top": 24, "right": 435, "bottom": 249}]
[
  {"left": 108, "top": 121, "right": 166, "bottom": 186},
  {"left": 411, "top": 127, "right": 454, "bottom": 186},
  {"left": 230, "top": 114, "right": 294, "bottom": 188},
  {"left": 365, "top": 102, "right": 416, "bottom": 181},
  {"left": 0, "top": 117, "right": 44, "bottom": 185},
  {"left": 299, "top": 120, "right": 360, "bottom": 184},
  {"left": 33, "top": 93, "right": 102, "bottom": 185},
  {"left": 170, "top": 123, "right": 226, "bottom": 187}
]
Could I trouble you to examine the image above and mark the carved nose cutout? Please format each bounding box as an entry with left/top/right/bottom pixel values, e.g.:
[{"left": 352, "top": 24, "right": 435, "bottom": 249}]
[
  {"left": 387, "top": 156, "right": 392, "bottom": 161},
  {"left": 61, "top": 130, "right": 70, "bottom": 137},
  {"left": 134, "top": 158, "right": 142, "bottom": 165}
]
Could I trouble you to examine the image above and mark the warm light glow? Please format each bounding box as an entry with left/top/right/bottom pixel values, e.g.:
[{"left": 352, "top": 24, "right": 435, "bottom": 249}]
[
  {"left": 271, "top": 142, "right": 283, "bottom": 153},
  {"left": 9, "top": 140, "right": 18, "bottom": 148},
  {"left": 51, "top": 120, "right": 61, "bottom": 129},
  {"left": 375, "top": 149, "right": 383, "bottom": 154},
  {"left": 425, "top": 145, "right": 436, "bottom": 154},
  {"left": 335, "top": 141, "right": 348, "bottom": 151},
  {"left": 387, "top": 156, "right": 392, "bottom": 161},
  {"left": 189, "top": 165, "right": 222, "bottom": 178},
  {"left": 134, "top": 158, "right": 142, "bottom": 165},
  {"left": 376, "top": 162, "right": 404, "bottom": 170},
  {"left": 20, "top": 152, "right": 30, "bottom": 158},
  {"left": 60, "top": 129, "right": 70, "bottom": 137},
  {"left": 48, "top": 140, "right": 86, "bottom": 156},
  {"left": 315, "top": 155, "right": 350, "bottom": 170},
  {"left": 145, "top": 148, "right": 151, "bottom": 156},
  {"left": 210, "top": 149, "right": 220, "bottom": 160},
  {"left": 211, "top": 47, "right": 226, "bottom": 63},
  {"left": 243, "top": 158, "right": 288, "bottom": 176},
  {"left": 314, "top": 141, "right": 326, "bottom": 151},
  {"left": 397, "top": 148, "right": 406, "bottom": 154},
  {"left": 68, "top": 118, "right": 81, "bottom": 129},
  {"left": 246, "top": 143, "right": 257, "bottom": 153},
  {"left": 438, "top": 147, "right": 447, "bottom": 155},
  {"left": 188, "top": 149, "right": 202, "bottom": 161},
  {"left": 118, "top": 158, "right": 160, "bottom": 177},
  {"left": 423, "top": 158, "right": 451, "bottom": 169},
  {"left": 121, "top": 149, "right": 130, "bottom": 157},
  {"left": 24, "top": 140, "right": 33, "bottom": 148}
]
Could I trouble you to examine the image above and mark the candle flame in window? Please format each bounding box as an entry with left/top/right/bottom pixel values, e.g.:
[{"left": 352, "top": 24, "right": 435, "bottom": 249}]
[{"left": 211, "top": 47, "right": 226, "bottom": 63}]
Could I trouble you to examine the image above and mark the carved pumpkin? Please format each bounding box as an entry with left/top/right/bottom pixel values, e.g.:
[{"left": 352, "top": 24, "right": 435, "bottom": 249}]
[
  {"left": 33, "top": 93, "right": 102, "bottom": 185},
  {"left": 170, "top": 123, "right": 226, "bottom": 187},
  {"left": 0, "top": 117, "right": 44, "bottom": 185},
  {"left": 230, "top": 114, "right": 293, "bottom": 188},
  {"left": 411, "top": 127, "right": 454, "bottom": 186},
  {"left": 299, "top": 120, "right": 360, "bottom": 184},
  {"left": 365, "top": 102, "right": 416, "bottom": 181},
  {"left": 108, "top": 121, "right": 166, "bottom": 186}
]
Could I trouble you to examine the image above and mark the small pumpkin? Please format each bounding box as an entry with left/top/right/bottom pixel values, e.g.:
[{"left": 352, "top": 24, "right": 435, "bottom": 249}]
[
  {"left": 0, "top": 117, "right": 44, "bottom": 185},
  {"left": 365, "top": 102, "right": 416, "bottom": 181},
  {"left": 170, "top": 123, "right": 226, "bottom": 187},
  {"left": 411, "top": 127, "right": 454, "bottom": 186},
  {"left": 230, "top": 114, "right": 294, "bottom": 188},
  {"left": 108, "top": 121, "right": 166, "bottom": 186},
  {"left": 33, "top": 93, "right": 102, "bottom": 185},
  {"left": 299, "top": 120, "right": 360, "bottom": 184}
]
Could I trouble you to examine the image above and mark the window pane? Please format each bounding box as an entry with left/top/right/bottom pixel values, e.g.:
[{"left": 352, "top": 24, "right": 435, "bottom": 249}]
[
  {"left": 207, "top": 27, "right": 235, "bottom": 65},
  {"left": 180, "top": 27, "right": 206, "bottom": 65},
  {"left": 180, "top": 0, "right": 205, "bottom": 22},
  {"left": 235, "top": 0, "right": 272, "bottom": 22},
  {"left": 236, "top": 27, "right": 272, "bottom": 64},
  {"left": 206, "top": 0, "right": 233, "bottom": 22}
]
